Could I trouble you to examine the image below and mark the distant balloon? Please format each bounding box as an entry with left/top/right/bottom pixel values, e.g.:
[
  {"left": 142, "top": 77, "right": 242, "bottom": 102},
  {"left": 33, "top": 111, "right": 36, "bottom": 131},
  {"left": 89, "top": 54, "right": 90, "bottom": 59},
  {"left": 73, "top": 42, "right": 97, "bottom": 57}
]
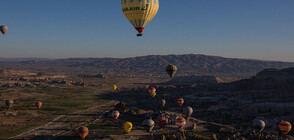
[
  {"left": 176, "top": 116, "right": 187, "bottom": 130},
  {"left": 143, "top": 118, "right": 155, "bottom": 132},
  {"left": 112, "top": 110, "right": 120, "bottom": 120},
  {"left": 177, "top": 98, "right": 184, "bottom": 107},
  {"left": 148, "top": 87, "right": 156, "bottom": 94},
  {"left": 183, "top": 106, "right": 193, "bottom": 117},
  {"left": 166, "top": 64, "right": 177, "bottom": 79},
  {"left": 148, "top": 87, "right": 156, "bottom": 98},
  {"left": 159, "top": 99, "right": 166, "bottom": 108},
  {"left": 253, "top": 119, "right": 265, "bottom": 132},
  {"left": 279, "top": 120, "right": 292, "bottom": 135},
  {"left": 78, "top": 126, "right": 89, "bottom": 140},
  {"left": 0, "top": 25, "right": 8, "bottom": 35},
  {"left": 156, "top": 117, "right": 167, "bottom": 129},
  {"left": 35, "top": 101, "right": 42, "bottom": 109},
  {"left": 6, "top": 100, "right": 14, "bottom": 109},
  {"left": 123, "top": 122, "right": 133, "bottom": 133},
  {"left": 112, "top": 85, "right": 117, "bottom": 92},
  {"left": 121, "top": 0, "right": 159, "bottom": 36}
]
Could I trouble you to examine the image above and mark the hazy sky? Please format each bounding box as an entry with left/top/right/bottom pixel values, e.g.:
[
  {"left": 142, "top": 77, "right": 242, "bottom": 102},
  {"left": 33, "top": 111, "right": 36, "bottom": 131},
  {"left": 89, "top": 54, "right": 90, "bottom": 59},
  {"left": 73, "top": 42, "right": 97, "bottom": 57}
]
[{"left": 0, "top": 0, "right": 293, "bottom": 62}]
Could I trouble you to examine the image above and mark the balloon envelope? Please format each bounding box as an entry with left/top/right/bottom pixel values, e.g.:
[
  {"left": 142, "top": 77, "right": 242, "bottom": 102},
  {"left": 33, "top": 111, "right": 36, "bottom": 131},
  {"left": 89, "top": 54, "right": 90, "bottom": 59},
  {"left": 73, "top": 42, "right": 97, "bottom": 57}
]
[
  {"left": 35, "top": 101, "right": 42, "bottom": 109},
  {"left": 177, "top": 98, "right": 184, "bottom": 107},
  {"left": 176, "top": 117, "right": 187, "bottom": 129},
  {"left": 279, "top": 120, "right": 292, "bottom": 135},
  {"left": 78, "top": 127, "right": 89, "bottom": 140},
  {"left": 159, "top": 99, "right": 166, "bottom": 108},
  {"left": 0, "top": 25, "right": 8, "bottom": 35},
  {"left": 112, "top": 85, "right": 117, "bottom": 92},
  {"left": 6, "top": 100, "right": 14, "bottom": 108},
  {"left": 156, "top": 117, "right": 167, "bottom": 129},
  {"left": 166, "top": 64, "right": 177, "bottom": 79},
  {"left": 253, "top": 119, "right": 265, "bottom": 132},
  {"left": 112, "top": 110, "right": 120, "bottom": 120},
  {"left": 123, "top": 122, "right": 133, "bottom": 133},
  {"left": 121, "top": 0, "right": 159, "bottom": 36},
  {"left": 143, "top": 118, "right": 155, "bottom": 131},
  {"left": 183, "top": 106, "right": 193, "bottom": 117}
]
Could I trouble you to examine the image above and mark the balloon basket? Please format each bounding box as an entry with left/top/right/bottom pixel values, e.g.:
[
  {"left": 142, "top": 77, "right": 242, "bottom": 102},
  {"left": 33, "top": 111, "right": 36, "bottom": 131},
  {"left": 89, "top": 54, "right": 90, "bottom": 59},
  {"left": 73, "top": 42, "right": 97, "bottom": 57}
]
[{"left": 137, "top": 33, "right": 143, "bottom": 36}]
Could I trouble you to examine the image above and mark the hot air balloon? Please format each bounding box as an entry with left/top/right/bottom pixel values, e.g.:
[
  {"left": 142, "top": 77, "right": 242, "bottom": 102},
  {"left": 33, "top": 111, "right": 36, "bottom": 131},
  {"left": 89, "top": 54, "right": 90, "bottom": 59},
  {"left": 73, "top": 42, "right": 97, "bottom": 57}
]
[
  {"left": 183, "top": 106, "right": 193, "bottom": 117},
  {"left": 121, "top": 0, "right": 159, "bottom": 36},
  {"left": 78, "top": 126, "right": 89, "bottom": 140},
  {"left": 6, "top": 100, "right": 14, "bottom": 109},
  {"left": 253, "top": 119, "right": 265, "bottom": 132},
  {"left": 166, "top": 64, "right": 177, "bottom": 79},
  {"left": 112, "top": 110, "right": 120, "bottom": 120},
  {"left": 112, "top": 85, "right": 118, "bottom": 92},
  {"left": 143, "top": 118, "right": 155, "bottom": 132},
  {"left": 159, "top": 99, "right": 166, "bottom": 108},
  {"left": 176, "top": 116, "right": 187, "bottom": 130},
  {"left": 148, "top": 87, "right": 156, "bottom": 94},
  {"left": 0, "top": 25, "right": 8, "bottom": 35},
  {"left": 279, "top": 120, "right": 292, "bottom": 135},
  {"left": 156, "top": 117, "right": 167, "bottom": 130},
  {"left": 123, "top": 122, "right": 133, "bottom": 133},
  {"left": 177, "top": 98, "right": 184, "bottom": 107},
  {"left": 35, "top": 101, "right": 42, "bottom": 109}
]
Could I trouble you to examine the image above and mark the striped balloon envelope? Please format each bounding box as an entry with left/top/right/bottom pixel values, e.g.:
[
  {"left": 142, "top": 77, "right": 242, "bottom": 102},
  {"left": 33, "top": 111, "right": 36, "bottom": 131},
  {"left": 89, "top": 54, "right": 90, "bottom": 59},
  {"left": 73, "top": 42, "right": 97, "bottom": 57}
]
[
  {"left": 112, "top": 110, "right": 120, "bottom": 120},
  {"left": 121, "top": 0, "right": 159, "bottom": 36},
  {"left": 176, "top": 117, "right": 186, "bottom": 129},
  {"left": 166, "top": 64, "right": 177, "bottom": 79},
  {"left": 177, "top": 98, "right": 184, "bottom": 107},
  {"left": 156, "top": 117, "right": 167, "bottom": 129},
  {"left": 279, "top": 120, "right": 292, "bottom": 135},
  {"left": 78, "top": 127, "right": 89, "bottom": 140}
]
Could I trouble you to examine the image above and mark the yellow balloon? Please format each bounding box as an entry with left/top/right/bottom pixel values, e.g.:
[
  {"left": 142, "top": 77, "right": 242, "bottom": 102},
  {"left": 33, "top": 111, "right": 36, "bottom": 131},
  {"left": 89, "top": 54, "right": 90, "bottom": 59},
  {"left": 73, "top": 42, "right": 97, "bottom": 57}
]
[
  {"left": 150, "top": 92, "right": 156, "bottom": 98},
  {"left": 123, "top": 122, "right": 133, "bottom": 133},
  {"left": 121, "top": 0, "right": 159, "bottom": 36},
  {"left": 112, "top": 85, "right": 117, "bottom": 92}
]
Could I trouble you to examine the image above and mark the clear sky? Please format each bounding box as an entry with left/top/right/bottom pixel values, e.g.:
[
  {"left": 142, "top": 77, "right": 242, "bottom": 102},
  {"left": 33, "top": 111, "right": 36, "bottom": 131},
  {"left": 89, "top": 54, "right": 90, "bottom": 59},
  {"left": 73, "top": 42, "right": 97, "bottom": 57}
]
[{"left": 0, "top": 0, "right": 293, "bottom": 62}]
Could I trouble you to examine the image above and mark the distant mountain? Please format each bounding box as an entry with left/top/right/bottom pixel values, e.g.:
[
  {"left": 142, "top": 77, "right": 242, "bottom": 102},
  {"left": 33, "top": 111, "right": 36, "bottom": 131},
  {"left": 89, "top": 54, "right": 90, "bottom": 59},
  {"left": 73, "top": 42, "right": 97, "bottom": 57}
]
[{"left": 0, "top": 54, "right": 294, "bottom": 80}]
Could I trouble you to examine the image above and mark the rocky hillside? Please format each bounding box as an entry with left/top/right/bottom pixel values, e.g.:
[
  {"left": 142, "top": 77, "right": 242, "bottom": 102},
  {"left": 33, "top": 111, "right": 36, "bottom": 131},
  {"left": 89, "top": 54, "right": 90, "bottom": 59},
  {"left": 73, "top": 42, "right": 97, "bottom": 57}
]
[
  {"left": 0, "top": 54, "right": 294, "bottom": 80},
  {"left": 231, "top": 67, "right": 294, "bottom": 90}
]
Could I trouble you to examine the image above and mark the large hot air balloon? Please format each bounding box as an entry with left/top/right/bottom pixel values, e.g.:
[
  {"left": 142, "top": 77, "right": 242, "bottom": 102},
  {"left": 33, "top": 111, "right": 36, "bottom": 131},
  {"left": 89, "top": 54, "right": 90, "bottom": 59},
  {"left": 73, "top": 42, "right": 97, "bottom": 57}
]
[
  {"left": 121, "top": 0, "right": 159, "bottom": 36},
  {"left": 112, "top": 85, "right": 118, "bottom": 92},
  {"left": 0, "top": 25, "right": 8, "bottom": 35},
  {"left": 183, "top": 106, "right": 193, "bottom": 117},
  {"left": 156, "top": 117, "right": 167, "bottom": 130},
  {"left": 143, "top": 118, "right": 155, "bottom": 132},
  {"left": 253, "top": 119, "right": 265, "bottom": 132},
  {"left": 159, "top": 99, "right": 166, "bottom": 108},
  {"left": 123, "top": 122, "right": 133, "bottom": 133},
  {"left": 112, "top": 110, "right": 120, "bottom": 120},
  {"left": 35, "top": 101, "right": 42, "bottom": 109},
  {"left": 176, "top": 116, "right": 187, "bottom": 130},
  {"left": 279, "top": 120, "right": 292, "bottom": 135},
  {"left": 177, "top": 98, "right": 184, "bottom": 107},
  {"left": 78, "top": 126, "right": 89, "bottom": 140},
  {"left": 6, "top": 100, "right": 14, "bottom": 109},
  {"left": 166, "top": 65, "right": 177, "bottom": 79}
]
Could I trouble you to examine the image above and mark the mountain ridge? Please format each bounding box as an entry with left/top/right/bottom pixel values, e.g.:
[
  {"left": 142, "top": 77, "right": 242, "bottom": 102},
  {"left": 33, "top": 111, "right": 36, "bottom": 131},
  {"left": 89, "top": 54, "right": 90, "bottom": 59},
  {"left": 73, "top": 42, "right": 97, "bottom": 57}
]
[{"left": 0, "top": 54, "right": 294, "bottom": 81}]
